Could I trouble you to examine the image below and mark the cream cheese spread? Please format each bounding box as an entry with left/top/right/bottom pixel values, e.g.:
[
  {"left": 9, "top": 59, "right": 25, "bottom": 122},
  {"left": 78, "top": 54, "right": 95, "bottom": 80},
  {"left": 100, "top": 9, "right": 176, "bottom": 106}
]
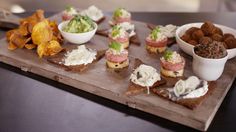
[
  {"left": 64, "top": 45, "right": 97, "bottom": 66},
  {"left": 158, "top": 24, "right": 178, "bottom": 38},
  {"left": 80, "top": 5, "right": 104, "bottom": 22},
  {"left": 130, "top": 64, "right": 161, "bottom": 94},
  {"left": 173, "top": 76, "right": 208, "bottom": 99},
  {"left": 117, "top": 22, "right": 136, "bottom": 37}
]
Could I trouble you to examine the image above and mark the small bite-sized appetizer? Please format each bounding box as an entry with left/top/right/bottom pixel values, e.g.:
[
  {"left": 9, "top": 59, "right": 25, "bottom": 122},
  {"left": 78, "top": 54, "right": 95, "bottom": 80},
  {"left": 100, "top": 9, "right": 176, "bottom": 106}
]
[
  {"left": 146, "top": 27, "right": 168, "bottom": 53},
  {"left": 111, "top": 8, "right": 131, "bottom": 25},
  {"left": 80, "top": 5, "right": 105, "bottom": 23},
  {"left": 125, "top": 59, "right": 166, "bottom": 96},
  {"left": 152, "top": 76, "right": 211, "bottom": 109},
  {"left": 160, "top": 50, "right": 185, "bottom": 77},
  {"left": 48, "top": 45, "right": 106, "bottom": 72},
  {"left": 62, "top": 6, "right": 78, "bottom": 21},
  {"left": 105, "top": 42, "right": 129, "bottom": 69},
  {"left": 117, "top": 22, "right": 136, "bottom": 37},
  {"left": 109, "top": 25, "right": 129, "bottom": 48}
]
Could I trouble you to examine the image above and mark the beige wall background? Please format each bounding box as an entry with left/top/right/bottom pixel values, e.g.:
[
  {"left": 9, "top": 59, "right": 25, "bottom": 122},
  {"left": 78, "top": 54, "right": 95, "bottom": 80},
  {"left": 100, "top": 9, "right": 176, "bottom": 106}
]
[{"left": 0, "top": 0, "right": 229, "bottom": 12}]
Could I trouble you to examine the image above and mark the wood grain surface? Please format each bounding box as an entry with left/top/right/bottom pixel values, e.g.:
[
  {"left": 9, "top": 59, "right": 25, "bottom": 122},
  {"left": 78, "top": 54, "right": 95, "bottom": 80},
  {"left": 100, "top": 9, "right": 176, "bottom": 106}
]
[{"left": 0, "top": 13, "right": 235, "bottom": 131}]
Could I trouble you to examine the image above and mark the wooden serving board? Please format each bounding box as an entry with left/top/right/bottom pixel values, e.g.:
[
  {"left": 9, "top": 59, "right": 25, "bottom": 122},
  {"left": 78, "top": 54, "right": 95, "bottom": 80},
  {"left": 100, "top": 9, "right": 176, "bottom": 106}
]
[{"left": 0, "top": 13, "right": 236, "bottom": 131}]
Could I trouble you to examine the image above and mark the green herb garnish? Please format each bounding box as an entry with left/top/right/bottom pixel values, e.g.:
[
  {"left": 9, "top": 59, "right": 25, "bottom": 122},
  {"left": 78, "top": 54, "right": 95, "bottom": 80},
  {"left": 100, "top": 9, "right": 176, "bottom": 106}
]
[
  {"left": 163, "top": 50, "right": 173, "bottom": 61},
  {"left": 66, "top": 5, "right": 75, "bottom": 12},
  {"left": 150, "top": 27, "right": 160, "bottom": 40},
  {"left": 111, "top": 25, "right": 121, "bottom": 37},
  {"left": 109, "top": 41, "right": 122, "bottom": 51},
  {"left": 113, "top": 8, "right": 123, "bottom": 19}
]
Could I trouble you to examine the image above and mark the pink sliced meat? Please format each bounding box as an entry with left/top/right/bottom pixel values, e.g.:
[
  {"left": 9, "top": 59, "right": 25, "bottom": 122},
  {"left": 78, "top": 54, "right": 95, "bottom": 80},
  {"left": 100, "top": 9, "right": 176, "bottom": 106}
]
[
  {"left": 105, "top": 50, "right": 128, "bottom": 63},
  {"left": 160, "top": 57, "right": 185, "bottom": 71},
  {"left": 62, "top": 13, "right": 74, "bottom": 21},
  {"left": 146, "top": 36, "right": 168, "bottom": 47},
  {"left": 114, "top": 17, "right": 131, "bottom": 24},
  {"left": 108, "top": 34, "right": 129, "bottom": 43}
]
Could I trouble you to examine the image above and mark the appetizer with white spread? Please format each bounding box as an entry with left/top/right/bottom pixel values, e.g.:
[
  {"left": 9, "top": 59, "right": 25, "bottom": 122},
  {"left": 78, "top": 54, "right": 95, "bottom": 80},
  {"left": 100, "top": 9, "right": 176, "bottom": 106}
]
[
  {"left": 80, "top": 5, "right": 104, "bottom": 23},
  {"left": 160, "top": 50, "right": 185, "bottom": 77},
  {"left": 64, "top": 45, "right": 97, "bottom": 66},
  {"left": 109, "top": 25, "right": 129, "bottom": 48},
  {"left": 117, "top": 22, "right": 136, "bottom": 37},
  {"left": 172, "top": 76, "right": 208, "bottom": 99},
  {"left": 158, "top": 24, "right": 178, "bottom": 38},
  {"left": 146, "top": 27, "right": 168, "bottom": 53},
  {"left": 111, "top": 8, "right": 131, "bottom": 25},
  {"left": 62, "top": 6, "right": 78, "bottom": 21},
  {"left": 105, "top": 42, "right": 129, "bottom": 69},
  {"left": 130, "top": 64, "right": 161, "bottom": 94}
]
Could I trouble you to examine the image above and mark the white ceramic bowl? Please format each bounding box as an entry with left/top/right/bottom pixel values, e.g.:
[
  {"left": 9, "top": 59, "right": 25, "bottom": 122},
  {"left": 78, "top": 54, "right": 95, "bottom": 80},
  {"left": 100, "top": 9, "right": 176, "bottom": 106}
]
[
  {"left": 58, "top": 20, "right": 97, "bottom": 44},
  {"left": 192, "top": 48, "right": 229, "bottom": 81},
  {"left": 176, "top": 23, "right": 236, "bottom": 59}
]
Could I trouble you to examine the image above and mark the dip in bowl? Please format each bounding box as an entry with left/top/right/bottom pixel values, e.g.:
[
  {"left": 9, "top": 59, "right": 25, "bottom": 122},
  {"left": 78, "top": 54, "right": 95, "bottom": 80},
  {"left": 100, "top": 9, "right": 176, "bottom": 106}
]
[{"left": 58, "top": 15, "right": 97, "bottom": 44}]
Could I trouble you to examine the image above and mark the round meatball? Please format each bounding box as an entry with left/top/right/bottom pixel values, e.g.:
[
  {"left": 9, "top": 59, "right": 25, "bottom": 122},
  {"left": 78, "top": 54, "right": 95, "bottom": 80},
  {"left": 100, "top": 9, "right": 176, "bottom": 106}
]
[
  {"left": 214, "top": 27, "right": 223, "bottom": 35},
  {"left": 186, "top": 27, "right": 200, "bottom": 35},
  {"left": 191, "top": 29, "right": 204, "bottom": 41},
  {"left": 222, "top": 42, "right": 228, "bottom": 49},
  {"left": 211, "top": 34, "right": 223, "bottom": 41},
  {"left": 223, "top": 33, "right": 235, "bottom": 41},
  {"left": 225, "top": 37, "right": 236, "bottom": 49},
  {"left": 199, "top": 37, "right": 212, "bottom": 45},
  {"left": 201, "top": 21, "right": 216, "bottom": 36},
  {"left": 181, "top": 34, "right": 191, "bottom": 42},
  {"left": 187, "top": 39, "right": 198, "bottom": 45}
]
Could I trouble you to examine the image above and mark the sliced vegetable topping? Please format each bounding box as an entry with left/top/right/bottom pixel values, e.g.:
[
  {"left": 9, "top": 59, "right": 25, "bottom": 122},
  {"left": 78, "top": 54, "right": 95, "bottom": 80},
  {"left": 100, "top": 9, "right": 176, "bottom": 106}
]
[
  {"left": 109, "top": 41, "right": 122, "bottom": 51},
  {"left": 66, "top": 5, "right": 76, "bottom": 12},
  {"left": 150, "top": 27, "right": 161, "bottom": 40},
  {"left": 113, "top": 8, "right": 123, "bottom": 19},
  {"left": 111, "top": 25, "right": 121, "bottom": 37},
  {"left": 163, "top": 50, "right": 173, "bottom": 61}
]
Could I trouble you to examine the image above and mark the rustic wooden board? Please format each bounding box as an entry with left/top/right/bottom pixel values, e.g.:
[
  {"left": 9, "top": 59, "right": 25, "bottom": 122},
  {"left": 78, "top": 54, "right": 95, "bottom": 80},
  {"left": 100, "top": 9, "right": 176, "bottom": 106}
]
[{"left": 0, "top": 13, "right": 236, "bottom": 131}]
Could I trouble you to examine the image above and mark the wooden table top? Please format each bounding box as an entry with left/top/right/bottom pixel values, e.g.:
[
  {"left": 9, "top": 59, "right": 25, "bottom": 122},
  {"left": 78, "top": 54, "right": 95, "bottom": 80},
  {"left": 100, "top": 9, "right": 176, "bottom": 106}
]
[{"left": 0, "top": 12, "right": 235, "bottom": 132}]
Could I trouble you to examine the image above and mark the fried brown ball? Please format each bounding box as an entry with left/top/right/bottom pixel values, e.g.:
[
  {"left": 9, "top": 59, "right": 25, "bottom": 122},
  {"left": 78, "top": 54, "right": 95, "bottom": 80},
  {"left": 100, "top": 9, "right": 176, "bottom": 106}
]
[
  {"left": 181, "top": 34, "right": 191, "bottom": 42},
  {"left": 214, "top": 27, "right": 223, "bottom": 35},
  {"left": 211, "top": 34, "right": 223, "bottom": 41},
  {"left": 223, "top": 33, "right": 235, "bottom": 41},
  {"left": 191, "top": 29, "right": 204, "bottom": 41},
  {"left": 186, "top": 27, "right": 200, "bottom": 35},
  {"left": 199, "top": 37, "right": 213, "bottom": 45},
  {"left": 225, "top": 37, "right": 236, "bottom": 49},
  {"left": 222, "top": 42, "right": 228, "bottom": 49},
  {"left": 201, "top": 21, "right": 216, "bottom": 36},
  {"left": 187, "top": 39, "right": 198, "bottom": 45}
]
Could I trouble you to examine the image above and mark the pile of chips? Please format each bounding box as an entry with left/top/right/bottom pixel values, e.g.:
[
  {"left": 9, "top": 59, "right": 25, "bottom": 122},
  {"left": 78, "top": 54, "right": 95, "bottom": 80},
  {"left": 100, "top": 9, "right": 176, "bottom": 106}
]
[{"left": 6, "top": 10, "right": 64, "bottom": 58}]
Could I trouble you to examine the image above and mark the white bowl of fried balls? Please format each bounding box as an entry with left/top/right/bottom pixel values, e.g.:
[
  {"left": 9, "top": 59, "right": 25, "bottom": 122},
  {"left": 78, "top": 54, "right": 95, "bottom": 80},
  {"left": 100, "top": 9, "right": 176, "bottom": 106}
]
[{"left": 176, "top": 21, "right": 236, "bottom": 59}]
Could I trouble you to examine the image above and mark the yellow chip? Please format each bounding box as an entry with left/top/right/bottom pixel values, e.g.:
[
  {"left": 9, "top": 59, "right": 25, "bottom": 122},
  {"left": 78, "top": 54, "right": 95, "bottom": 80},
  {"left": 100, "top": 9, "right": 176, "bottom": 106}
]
[
  {"left": 32, "top": 20, "right": 53, "bottom": 45},
  {"left": 46, "top": 40, "right": 64, "bottom": 56},
  {"left": 37, "top": 42, "right": 47, "bottom": 58},
  {"left": 25, "top": 44, "right": 37, "bottom": 50}
]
